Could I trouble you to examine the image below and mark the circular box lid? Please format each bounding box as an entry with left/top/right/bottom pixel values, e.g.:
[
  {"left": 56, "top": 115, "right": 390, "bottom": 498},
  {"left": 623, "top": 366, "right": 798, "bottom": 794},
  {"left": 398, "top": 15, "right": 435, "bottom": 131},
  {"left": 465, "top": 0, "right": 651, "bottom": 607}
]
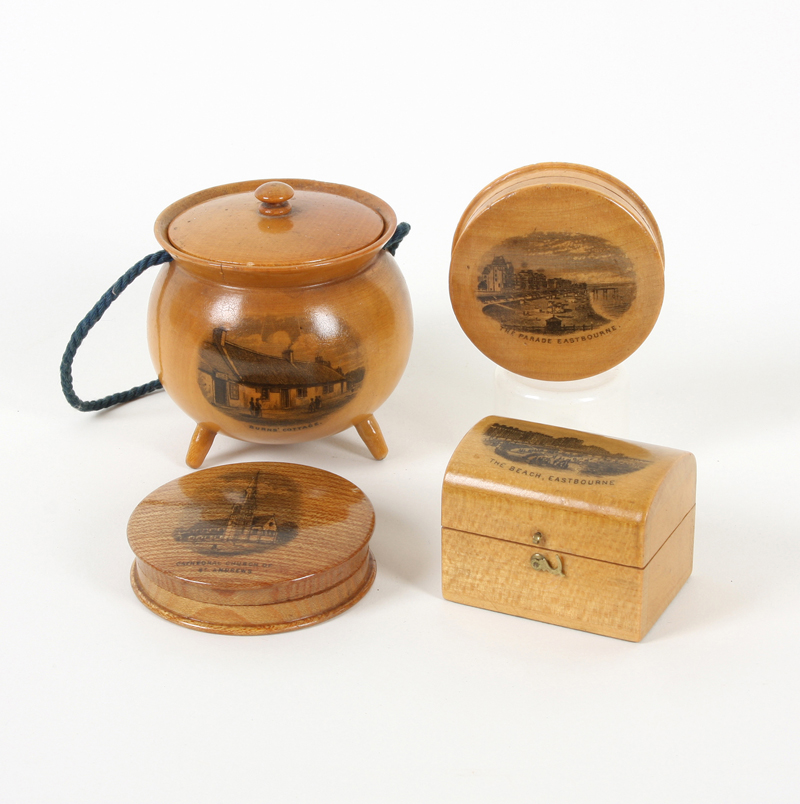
[
  {"left": 154, "top": 178, "right": 397, "bottom": 285},
  {"left": 450, "top": 163, "right": 665, "bottom": 381},
  {"left": 127, "top": 462, "right": 376, "bottom": 635}
]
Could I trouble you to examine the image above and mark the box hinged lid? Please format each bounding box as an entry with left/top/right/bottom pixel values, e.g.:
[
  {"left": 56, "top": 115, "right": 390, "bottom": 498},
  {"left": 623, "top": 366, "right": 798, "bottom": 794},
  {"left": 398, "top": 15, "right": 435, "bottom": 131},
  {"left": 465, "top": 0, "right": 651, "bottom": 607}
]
[{"left": 442, "top": 417, "right": 696, "bottom": 568}]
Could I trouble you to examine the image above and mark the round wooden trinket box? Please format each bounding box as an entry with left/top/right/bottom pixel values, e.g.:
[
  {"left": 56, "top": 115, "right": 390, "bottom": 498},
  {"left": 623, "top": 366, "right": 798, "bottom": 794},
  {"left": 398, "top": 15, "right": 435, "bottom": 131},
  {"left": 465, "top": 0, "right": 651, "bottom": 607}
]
[
  {"left": 127, "top": 463, "right": 376, "bottom": 634},
  {"left": 450, "top": 163, "right": 665, "bottom": 381}
]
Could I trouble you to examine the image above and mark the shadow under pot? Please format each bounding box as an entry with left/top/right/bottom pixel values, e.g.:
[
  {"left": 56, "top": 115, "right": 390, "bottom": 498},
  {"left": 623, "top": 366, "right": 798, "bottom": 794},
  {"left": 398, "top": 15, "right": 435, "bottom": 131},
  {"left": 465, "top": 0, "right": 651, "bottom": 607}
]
[{"left": 149, "top": 179, "right": 413, "bottom": 468}]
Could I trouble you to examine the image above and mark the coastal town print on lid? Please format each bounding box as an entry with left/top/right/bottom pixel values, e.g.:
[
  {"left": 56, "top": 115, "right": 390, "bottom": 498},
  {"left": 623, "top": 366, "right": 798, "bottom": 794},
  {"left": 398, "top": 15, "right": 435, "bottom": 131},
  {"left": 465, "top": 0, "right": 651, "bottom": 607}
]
[
  {"left": 482, "top": 420, "right": 652, "bottom": 478},
  {"left": 450, "top": 163, "right": 665, "bottom": 381},
  {"left": 441, "top": 416, "right": 697, "bottom": 640}
]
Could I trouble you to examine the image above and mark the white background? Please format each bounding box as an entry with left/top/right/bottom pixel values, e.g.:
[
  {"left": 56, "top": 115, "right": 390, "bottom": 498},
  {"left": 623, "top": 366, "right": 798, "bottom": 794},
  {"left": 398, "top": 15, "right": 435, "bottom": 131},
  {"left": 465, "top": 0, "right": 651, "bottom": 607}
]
[{"left": 2, "top": 1, "right": 799, "bottom": 802}]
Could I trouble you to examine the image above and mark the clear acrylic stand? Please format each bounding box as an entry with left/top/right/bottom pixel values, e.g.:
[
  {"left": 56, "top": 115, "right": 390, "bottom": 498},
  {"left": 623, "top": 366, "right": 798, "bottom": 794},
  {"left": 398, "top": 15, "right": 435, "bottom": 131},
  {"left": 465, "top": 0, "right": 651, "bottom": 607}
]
[{"left": 493, "top": 365, "right": 630, "bottom": 438}]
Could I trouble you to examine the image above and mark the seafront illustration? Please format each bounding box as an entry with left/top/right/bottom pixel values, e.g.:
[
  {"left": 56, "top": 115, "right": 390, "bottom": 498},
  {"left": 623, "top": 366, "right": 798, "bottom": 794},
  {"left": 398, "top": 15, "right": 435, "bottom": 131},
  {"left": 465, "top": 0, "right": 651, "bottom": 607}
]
[
  {"left": 475, "top": 231, "right": 636, "bottom": 335},
  {"left": 174, "top": 470, "right": 299, "bottom": 556},
  {"left": 483, "top": 423, "right": 651, "bottom": 477}
]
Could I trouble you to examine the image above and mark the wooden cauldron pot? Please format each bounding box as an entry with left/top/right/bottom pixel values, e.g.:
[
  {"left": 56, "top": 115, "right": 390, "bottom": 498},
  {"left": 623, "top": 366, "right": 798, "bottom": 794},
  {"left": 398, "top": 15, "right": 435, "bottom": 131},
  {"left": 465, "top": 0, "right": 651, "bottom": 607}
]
[{"left": 150, "top": 179, "right": 412, "bottom": 468}]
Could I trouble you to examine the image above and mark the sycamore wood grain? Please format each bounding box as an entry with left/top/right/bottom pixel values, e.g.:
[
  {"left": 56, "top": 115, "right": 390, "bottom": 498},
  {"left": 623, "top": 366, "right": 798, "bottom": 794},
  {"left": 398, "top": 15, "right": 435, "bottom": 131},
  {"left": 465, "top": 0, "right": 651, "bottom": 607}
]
[
  {"left": 452, "top": 163, "right": 663, "bottom": 258},
  {"left": 441, "top": 416, "right": 696, "bottom": 641},
  {"left": 186, "top": 423, "right": 218, "bottom": 470},
  {"left": 442, "top": 417, "right": 696, "bottom": 567},
  {"left": 450, "top": 163, "right": 664, "bottom": 381},
  {"left": 442, "top": 508, "right": 693, "bottom": 642},
  {"left": 255, "top": 181, "right": 295, "bottom": 217},
  {"left": 155, "top": 178, "right": 393, "bottom": 282},
  {"left": 127, "top": 462, "right": 376, "bottom": 634},
  {"left": 150, "top": 179, "right": 412, "bottom": 467},
  {"left": 353, "top": 414, "right": 389, "bottom": 460}
]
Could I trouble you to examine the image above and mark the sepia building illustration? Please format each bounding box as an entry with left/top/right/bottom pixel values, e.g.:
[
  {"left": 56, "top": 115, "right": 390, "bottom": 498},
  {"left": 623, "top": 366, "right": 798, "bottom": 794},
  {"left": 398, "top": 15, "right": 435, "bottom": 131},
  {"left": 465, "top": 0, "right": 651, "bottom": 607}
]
[
  {"left": 483, "top": 423, "right": 651, "bottom": 477},
  {"left": 198, "top": 328, "right": 364, "bottom": 422},
  {"left": 474, "top": 231, "right": 637, "bottom": 335},
  {"left": 174, "top": 470, "right": 298, "bottom": 556}
]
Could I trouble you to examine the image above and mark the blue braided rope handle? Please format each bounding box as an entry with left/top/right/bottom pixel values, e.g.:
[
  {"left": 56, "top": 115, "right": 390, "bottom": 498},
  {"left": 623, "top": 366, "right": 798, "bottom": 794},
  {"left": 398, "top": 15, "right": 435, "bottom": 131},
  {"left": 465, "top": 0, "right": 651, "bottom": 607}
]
[
  {"left": 60, "top": 223, "right": 410, "bottom": 412},
  {"left": 60, "top": 250, "right": 174, "bottom": 411},
  {"left": 384, "top": 221, "right": 410, "bottom": 256}
]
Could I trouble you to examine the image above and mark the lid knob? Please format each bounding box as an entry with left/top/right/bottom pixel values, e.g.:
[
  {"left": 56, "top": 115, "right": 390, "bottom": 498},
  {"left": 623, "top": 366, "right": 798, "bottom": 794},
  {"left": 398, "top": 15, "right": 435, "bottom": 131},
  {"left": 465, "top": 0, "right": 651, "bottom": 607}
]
[{"left": 255, "top": 181, "right": 294, "bottom": 217}]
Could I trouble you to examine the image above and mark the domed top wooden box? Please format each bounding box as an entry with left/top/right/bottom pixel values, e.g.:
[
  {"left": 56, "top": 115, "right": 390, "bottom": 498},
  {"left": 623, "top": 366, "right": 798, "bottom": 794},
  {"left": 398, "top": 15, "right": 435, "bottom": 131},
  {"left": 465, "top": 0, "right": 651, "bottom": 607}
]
[
  {"left": 128, "top": 462, "right": 376, "bottom": 635},
  {"left": 441, "top": 416, "right": 696, "bottom": 641},
  {"left": 449, "top": 163, "right": 664, "bottom": 381}
]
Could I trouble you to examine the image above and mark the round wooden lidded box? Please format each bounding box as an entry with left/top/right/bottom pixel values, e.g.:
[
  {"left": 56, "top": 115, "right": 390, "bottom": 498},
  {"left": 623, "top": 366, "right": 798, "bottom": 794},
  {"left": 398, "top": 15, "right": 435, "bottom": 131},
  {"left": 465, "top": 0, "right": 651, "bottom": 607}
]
[
  {"left": 450, "top": 163, "right": 665, "bottom": 381},
  {"left": 127, "top": 463, "right": 376, "bottom": 634}
]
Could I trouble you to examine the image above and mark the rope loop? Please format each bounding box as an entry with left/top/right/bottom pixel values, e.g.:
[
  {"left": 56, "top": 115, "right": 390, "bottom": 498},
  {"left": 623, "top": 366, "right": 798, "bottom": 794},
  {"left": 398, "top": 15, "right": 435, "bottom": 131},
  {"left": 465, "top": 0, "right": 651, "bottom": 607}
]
[
  {"left": 60, "top": 250, "right": 173, "bottom": 411},
  {"left": 61, "top": 222, "right": 410, "bottom": 413},
  {"left": 384, "top": 222, "right": 410, "bottom": 256}
]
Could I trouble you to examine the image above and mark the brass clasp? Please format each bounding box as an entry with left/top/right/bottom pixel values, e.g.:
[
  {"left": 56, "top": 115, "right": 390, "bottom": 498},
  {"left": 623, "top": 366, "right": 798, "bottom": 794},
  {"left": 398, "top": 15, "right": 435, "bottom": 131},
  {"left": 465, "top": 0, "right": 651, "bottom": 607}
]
[{"left": 530, "top": 553, "right": 564, "bottom": 577}]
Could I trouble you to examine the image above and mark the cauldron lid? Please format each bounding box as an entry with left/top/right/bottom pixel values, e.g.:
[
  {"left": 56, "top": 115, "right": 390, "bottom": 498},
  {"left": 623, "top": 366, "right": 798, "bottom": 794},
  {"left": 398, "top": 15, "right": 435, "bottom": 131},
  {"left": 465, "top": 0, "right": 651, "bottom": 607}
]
[
  {"left": 155, "top": 179, "right": 396, "bottom": 272},
  {"left": 449, "top": 163, "right": 665, "bottom": 382},
  {"left": 127, "top": 462, "right": 376, "bottom": 634}
]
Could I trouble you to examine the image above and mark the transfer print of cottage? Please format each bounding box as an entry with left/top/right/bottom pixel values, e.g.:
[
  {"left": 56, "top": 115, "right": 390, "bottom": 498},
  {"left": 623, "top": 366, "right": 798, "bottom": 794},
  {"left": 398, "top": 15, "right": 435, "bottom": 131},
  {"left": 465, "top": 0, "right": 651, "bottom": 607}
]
[
  {"left": 475, "top": 231, "right": 637, "bottom": 335},
  {"left": 483, "top": 422, "right": 651, "bottom": 477},
  {"left": 198, "top": 328, "right": 364, "bottom": 423}
]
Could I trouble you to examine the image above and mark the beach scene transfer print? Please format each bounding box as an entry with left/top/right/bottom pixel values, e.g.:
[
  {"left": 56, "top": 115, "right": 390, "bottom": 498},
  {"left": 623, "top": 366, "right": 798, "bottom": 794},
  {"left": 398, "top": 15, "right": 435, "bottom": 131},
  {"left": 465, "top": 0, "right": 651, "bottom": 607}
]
[
  {"left": 483, "top": 422, "right": 651, "bottom": 477},
  {"left": 475, "top": 231, "right": 636, "bottom": 336}
]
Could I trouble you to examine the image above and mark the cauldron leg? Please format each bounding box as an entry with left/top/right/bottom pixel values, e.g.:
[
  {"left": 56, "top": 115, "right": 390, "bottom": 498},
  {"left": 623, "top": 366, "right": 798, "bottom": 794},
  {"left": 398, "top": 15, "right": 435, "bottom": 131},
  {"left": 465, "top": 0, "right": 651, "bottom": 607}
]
[
  {"left": 186, "top": 423, "right": 218, "bottom": 469},
  {"left": 354, "top": 414, "right": 388, "bottom": 460}
]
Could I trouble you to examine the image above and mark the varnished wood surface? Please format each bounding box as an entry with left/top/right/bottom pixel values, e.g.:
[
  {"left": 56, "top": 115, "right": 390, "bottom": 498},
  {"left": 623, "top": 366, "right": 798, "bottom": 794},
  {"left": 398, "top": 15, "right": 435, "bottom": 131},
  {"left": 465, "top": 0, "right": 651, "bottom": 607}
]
[
  {"left": 354, "top": 414, "right": 389, "bottom": 460},
  {"left": 442, "top": 416, "right": 696, "bottom": 567},
  {"left": 640, "top": 508, "right": 695, "bottom": 637},
  {"left": 442, "top": 508, "right": 694, "bottom": 642},
  {"left": 155, "top": 178, "right": 396, "bottom": 283},
  {"left": 148, "top": 178, "right": 412, "bottom": 467},
  {"left": 9, "top": 8, "right": 796, "bottom": 801},
  {"left": 134, "top": 542, "right": 372, "bottom": 607},
  {"left": 452, "top": 163, "right": 664, "bottom": 260},
  {"left": 441, "top": 416, "right": 696, "bottom": 640},
  {"left": 131, "top": 553, "right": 376, "bottom": 636},
  {"left": 450, "top": 162, "right": 664, "bottom": 381},
  {"left": 127, "top": 462, "right": 376, "bottom": 633}
]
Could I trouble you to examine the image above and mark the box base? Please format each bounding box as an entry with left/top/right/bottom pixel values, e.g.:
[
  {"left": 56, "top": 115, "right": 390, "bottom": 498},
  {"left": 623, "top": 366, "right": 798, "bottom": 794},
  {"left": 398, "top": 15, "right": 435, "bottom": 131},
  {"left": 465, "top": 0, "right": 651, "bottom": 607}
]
[
  {"left": 131, "top": 552, "right": 377, "bottom": 635},
  {"left": 442, "top": 508, "right": 694, "bottom": 641}
]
